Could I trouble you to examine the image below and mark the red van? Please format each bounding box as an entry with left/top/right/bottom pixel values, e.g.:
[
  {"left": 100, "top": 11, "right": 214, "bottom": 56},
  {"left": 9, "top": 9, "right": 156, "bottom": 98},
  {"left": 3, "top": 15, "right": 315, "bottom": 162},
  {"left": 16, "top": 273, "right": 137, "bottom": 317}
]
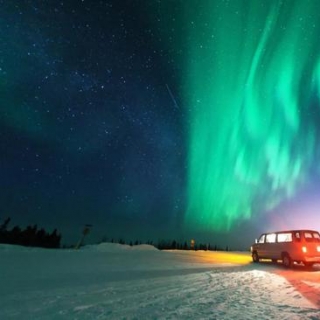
[{"left": 250, "top": 229, "right": 320, "bottom": 268}]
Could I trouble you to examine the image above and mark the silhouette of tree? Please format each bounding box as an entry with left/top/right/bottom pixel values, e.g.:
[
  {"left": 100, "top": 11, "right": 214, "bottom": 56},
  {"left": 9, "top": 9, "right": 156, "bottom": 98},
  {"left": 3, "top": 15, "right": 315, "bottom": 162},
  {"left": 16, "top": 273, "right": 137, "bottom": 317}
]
[
  {"left": 0, "top": 218, "right": 61, "bottom": 248},
  {"left": 0, "top": 217, "right": 11, "bottom": 231}
]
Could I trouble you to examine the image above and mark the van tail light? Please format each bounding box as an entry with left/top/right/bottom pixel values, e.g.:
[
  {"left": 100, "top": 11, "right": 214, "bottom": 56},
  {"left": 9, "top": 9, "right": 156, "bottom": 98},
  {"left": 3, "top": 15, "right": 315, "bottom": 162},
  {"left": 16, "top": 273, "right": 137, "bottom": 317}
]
[
  {"left": 317, "top": 246, "right": 320, "bottom": 252},
  {"left": 302, "top": 246, "right": 307, "bottom": 253}
]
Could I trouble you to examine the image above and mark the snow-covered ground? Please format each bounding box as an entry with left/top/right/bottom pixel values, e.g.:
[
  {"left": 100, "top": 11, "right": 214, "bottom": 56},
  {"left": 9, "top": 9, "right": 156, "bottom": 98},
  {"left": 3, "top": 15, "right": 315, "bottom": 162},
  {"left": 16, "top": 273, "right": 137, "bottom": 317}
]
[{"left": 1, "top": 243, "right": 320, "bottom": 319}]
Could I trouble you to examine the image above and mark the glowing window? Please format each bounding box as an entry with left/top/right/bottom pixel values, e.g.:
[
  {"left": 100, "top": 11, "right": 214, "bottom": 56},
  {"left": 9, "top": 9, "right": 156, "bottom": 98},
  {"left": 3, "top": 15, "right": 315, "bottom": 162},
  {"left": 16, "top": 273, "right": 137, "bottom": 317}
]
[
  {"left": 313, "top": 232, "right": 320, "bottom": 242},
  {"left": 258, "top": 235, "right": 265, "bottom": 243},
  {"left": 294, "top": 232, "right": 301, "bottom": 242},
  {"left": 277, "top": 233, "right": 292, "bottom": 243},
  {"left": 266, "top": 233, "right": 276, "bottom": 243},
  {"left": 304, "top": 232, "right": 313, "bottom": 242}
]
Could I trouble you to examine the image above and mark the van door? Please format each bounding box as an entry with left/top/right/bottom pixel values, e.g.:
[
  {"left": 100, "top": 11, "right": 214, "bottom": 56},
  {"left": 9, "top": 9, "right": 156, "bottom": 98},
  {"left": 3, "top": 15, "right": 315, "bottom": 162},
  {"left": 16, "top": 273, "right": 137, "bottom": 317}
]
[
  {"left": 256, "top": 234, "right": 267, "bottom": 258},
  {"left": 277, "top": 232, "right": 294, "bottom": 260},
  {"left": 265, "top": 233, "right": 277, "bottom": 259}
]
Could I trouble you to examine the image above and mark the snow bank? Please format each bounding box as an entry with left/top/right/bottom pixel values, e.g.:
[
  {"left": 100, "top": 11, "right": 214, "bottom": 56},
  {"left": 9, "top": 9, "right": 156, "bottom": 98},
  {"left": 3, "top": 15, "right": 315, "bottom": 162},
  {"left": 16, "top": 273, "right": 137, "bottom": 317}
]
[
  {"left": 81, "top": 242, "right": 158, "bottom": 252},
  {"left": 0, "top": 243, "right": 45, "bottom": 252}
]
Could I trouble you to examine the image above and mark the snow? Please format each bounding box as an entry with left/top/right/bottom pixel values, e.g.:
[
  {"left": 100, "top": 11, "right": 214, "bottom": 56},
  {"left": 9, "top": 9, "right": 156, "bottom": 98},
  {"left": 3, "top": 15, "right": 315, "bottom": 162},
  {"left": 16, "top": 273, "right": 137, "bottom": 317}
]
[{"left": 1, "top": 243, "right": 320, "bottom": 319}]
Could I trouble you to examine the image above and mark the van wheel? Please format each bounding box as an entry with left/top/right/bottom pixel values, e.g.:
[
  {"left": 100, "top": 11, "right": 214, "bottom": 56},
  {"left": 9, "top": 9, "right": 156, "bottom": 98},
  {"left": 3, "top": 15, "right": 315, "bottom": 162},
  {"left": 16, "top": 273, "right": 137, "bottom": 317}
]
[
  {"left": 252, "top": 251, "right": 259, "bottom": 263},
  {"left": 282, "top": 254, "right": 291, "bottom": 268}
]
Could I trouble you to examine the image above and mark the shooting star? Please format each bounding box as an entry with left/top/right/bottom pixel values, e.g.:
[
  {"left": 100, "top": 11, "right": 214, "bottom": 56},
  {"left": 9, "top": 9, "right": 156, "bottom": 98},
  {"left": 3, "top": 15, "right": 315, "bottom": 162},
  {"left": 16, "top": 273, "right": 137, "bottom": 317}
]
[{"left": 165, "top": 83, "right": 180, "bottom": 109}]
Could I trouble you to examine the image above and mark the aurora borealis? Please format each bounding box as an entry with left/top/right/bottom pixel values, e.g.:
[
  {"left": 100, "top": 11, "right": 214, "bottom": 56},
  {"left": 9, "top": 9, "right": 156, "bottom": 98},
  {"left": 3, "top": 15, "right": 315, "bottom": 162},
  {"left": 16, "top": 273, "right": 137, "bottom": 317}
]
[
  {"left": 184, "top": 0, "right": 320, "bottom": 232},
  {"left": 1, "top": 1, "right": 320, "bottom": 247}
]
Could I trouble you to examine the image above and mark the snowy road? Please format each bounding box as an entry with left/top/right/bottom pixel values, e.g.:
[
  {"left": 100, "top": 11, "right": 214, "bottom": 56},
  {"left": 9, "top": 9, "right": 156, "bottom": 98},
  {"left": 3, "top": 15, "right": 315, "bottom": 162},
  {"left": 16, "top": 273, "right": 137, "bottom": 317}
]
[{"left": 1, "top": 244, "right": 320, "bottom": 319}]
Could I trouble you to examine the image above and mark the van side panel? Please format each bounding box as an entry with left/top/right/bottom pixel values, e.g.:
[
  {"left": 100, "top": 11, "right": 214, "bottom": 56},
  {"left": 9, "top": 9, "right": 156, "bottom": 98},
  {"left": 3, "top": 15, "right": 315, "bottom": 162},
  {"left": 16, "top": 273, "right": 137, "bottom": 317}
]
[{"left": 251, "top": 230, "right": 320, "bottom": 265}]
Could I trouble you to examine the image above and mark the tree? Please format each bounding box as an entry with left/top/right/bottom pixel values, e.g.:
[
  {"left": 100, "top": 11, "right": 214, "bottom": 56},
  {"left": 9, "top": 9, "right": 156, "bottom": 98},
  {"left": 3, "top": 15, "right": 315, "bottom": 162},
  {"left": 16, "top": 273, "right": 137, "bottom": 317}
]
[
  {"left": 0, "top": 218, "right": 61, "bottom": 249},
  {"left": 0, "top": 217, "right": 11, "bottom": 231}
]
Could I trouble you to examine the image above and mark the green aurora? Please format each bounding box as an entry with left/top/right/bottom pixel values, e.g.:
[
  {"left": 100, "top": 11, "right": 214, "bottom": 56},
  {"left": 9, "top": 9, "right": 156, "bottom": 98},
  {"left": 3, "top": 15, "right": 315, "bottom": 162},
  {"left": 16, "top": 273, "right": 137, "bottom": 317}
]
[{"left": 183, "top": 0, "right": 320, "bottom": 231}]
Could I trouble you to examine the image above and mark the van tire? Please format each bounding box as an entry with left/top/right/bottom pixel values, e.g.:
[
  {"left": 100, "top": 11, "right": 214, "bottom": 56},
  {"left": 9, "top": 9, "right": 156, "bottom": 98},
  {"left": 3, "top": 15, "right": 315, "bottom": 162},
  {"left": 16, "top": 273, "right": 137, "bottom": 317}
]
[
  {"left": 282, "top": 253, "right": 291, "bottom": 268},
  {"left": 252, "top": 251, "right": 259, "bottom": 263}
]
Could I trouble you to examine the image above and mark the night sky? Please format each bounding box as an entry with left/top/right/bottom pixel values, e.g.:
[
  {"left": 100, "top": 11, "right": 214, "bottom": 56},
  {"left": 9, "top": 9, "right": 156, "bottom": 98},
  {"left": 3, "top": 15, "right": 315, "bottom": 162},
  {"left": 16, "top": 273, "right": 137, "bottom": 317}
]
[{"left": 2, "top": 0, "right": 320, "bottom": 248}]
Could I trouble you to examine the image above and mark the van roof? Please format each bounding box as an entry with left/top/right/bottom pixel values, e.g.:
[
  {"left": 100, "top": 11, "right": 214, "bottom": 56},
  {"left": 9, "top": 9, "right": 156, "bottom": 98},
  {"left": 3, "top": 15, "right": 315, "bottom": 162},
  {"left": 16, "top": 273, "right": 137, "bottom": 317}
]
[{"left": 263, "top": 229, "right": 319, "bottom": 234}]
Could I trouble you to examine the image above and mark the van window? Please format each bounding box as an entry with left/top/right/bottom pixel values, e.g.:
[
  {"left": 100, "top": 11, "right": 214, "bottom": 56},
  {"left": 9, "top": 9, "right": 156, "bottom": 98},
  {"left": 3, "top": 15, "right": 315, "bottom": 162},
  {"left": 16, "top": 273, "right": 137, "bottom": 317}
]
[
  {"left": 304, "top": 232, "right": 315, "bottom": 242},
  {"left": 258, "top": 234, "right": 265, "bottom": 243},
  {"left": 303, "top": 231, "right": 320, "bottom": 242},
  {"left": 313, "top": 232, "right": 320, "bottom": 242},
  {"left": 277, "top": 233, "right": 292, "bottom": 242},
  {"left": 266, "top": 233, "right": 276, "bottom": 243}
]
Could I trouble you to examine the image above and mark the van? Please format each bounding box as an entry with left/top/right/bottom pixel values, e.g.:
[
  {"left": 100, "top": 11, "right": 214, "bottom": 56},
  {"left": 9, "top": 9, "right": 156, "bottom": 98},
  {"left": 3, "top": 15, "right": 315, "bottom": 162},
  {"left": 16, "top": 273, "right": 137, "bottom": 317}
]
[{"left": 250, "top": 229, "right": 320, "bottom": 268}]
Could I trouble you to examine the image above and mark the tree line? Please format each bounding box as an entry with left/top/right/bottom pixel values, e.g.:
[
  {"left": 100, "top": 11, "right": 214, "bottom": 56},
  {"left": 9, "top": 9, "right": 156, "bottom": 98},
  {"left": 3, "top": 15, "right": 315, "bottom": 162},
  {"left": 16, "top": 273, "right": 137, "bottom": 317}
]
[
  {"left": 0, "top": 217, "right": 61, "bottom": 248},
  {"left": 0, "top": 217, "right": 230, "bottom": 251},
  {"left": 104, "top": 238, "right": 229, "bottom": 251}
]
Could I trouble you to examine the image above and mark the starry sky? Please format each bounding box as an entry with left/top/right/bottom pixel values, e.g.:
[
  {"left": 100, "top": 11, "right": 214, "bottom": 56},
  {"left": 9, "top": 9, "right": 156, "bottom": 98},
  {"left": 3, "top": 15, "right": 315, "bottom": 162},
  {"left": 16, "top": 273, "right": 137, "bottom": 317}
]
[{"left": 1, "top": 0, "right": 320, "bottom": 248}]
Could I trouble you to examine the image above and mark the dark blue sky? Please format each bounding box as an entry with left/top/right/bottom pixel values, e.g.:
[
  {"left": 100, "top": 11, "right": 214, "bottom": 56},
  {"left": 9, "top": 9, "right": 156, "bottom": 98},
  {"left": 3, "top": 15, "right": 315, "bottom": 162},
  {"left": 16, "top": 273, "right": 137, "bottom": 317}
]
[
  {"left": 2, "top": 1, "right": 320, "bottom": 249},
  {"left": 1, "top": 1, "right": 188, "bottom": 245}
]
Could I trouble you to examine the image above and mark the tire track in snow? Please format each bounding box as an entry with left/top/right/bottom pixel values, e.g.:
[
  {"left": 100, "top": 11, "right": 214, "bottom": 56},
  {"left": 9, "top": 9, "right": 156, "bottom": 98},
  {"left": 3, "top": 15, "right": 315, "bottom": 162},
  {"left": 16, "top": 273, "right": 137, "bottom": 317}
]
[{"left": 46, "top": 268, "right": 319, "bottom": 319}]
